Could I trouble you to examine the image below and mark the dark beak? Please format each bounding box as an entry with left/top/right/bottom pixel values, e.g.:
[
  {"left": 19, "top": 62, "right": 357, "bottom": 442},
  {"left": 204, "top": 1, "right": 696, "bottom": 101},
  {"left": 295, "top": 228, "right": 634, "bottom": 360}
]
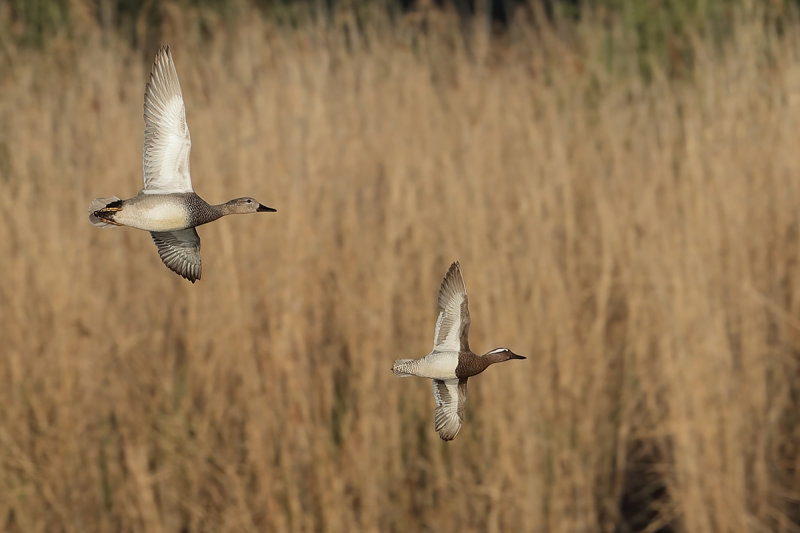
[
  {"left": 257, "top": 204, "right": 277, "bottom": 212},
  {"left": 510, "top": 352, "right": 526, "bottom": 360}
]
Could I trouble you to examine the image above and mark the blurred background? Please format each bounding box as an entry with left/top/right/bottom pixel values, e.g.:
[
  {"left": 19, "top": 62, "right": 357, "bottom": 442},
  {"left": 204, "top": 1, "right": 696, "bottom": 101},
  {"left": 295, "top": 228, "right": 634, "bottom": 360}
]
[{"left": 2, "top": 0, "right": 800, "bottom": 531}]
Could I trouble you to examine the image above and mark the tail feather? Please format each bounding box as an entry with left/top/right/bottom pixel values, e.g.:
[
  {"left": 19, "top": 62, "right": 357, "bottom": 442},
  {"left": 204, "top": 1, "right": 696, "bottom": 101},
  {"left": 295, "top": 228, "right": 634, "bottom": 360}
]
[
  {"left": 392, "top": 359, "right": 416, "bottom": 377},
  {"left": 88, "top": 196, "right": 122, "bottom": 227}
]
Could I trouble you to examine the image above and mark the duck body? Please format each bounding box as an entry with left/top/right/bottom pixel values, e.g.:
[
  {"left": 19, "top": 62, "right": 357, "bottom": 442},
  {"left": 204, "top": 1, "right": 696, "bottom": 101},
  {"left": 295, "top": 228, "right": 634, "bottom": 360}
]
[
  {"left": 391, "top": 262, "right": 525, "bottom": 441},
  {"left": 394, "top": 350, "right": 460, "bottom": 380},
  {"left": 392, "top": 349, "right": 492, "bottom": 381},
  {"left": 93, "top": 192, "right": 222, "bottom": 232}
]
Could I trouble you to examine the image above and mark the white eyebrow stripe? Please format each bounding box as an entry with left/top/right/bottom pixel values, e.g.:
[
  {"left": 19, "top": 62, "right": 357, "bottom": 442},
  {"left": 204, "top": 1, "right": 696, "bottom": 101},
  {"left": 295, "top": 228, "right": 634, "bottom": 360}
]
[{"left": 487, "top": 348, "right": 507, "bottom": 355}]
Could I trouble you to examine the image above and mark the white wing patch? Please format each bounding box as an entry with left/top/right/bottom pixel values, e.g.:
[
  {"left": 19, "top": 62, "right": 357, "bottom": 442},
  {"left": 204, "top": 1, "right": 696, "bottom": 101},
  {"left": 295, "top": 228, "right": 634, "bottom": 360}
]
[
  {"left": 433, "top": 261, "right": 471, "bottom": 352},
  {"left": 142, "top": 46, "right": 193, "bottom": 194}
]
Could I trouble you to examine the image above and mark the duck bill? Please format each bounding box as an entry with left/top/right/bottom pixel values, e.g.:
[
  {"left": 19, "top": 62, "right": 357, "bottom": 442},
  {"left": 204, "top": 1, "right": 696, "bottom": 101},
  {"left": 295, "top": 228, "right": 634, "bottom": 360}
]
[
  {"left": 510, "top": 352, "right": 526, "bottom": 360},
  {"left": 257, "top": 204, "right": 277, "bottom": 212}
]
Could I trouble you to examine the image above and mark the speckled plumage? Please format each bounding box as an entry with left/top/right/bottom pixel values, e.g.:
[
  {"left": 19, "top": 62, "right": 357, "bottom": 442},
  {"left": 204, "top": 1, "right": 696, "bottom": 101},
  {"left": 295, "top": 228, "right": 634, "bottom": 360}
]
[{"left": 454, "top": 352, "right": 491, "bottom": 379}]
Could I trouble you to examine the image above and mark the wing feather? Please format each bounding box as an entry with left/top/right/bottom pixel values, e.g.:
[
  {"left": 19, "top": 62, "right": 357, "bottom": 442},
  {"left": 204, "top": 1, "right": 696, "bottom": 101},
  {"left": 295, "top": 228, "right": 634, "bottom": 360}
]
[
  {"left": 150, "top": 228, "right": 202, "bottom": 282},
  {"left": 432, "top": 378, "right": 467, "bottom": 441},
  {"left": 433, "top": 261, "right": 471, "bottom": 352},
  {"left": 142, "top": 46, "right": 193, "bottom": 194}
]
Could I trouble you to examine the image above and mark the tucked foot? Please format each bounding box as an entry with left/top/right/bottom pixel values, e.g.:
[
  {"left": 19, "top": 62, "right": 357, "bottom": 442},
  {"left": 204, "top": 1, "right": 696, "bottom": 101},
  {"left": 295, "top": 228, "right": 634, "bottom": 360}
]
[{"left": 88, "top": 196, "right": 123, "bottom": 227}]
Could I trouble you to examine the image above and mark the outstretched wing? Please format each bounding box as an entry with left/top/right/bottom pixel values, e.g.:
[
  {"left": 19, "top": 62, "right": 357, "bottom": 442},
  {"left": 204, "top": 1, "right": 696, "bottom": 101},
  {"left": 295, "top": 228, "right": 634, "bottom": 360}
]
[
  {"left": 433, "top": 261, "right": 471, "bottom": 352},
  {"left": 432, "top": 378, "right": 468, "bottom": 441},
  {"left": 142, "top": 46, "right": 193, "bottom": 194},
  {"left": 150, "top": 228, "right": 201, "bottom": 282}
]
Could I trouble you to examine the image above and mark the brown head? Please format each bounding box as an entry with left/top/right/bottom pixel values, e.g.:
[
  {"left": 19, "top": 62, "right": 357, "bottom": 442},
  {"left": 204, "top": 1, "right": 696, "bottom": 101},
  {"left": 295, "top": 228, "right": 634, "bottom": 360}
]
[
  {"left": 221, "top": 197, "right": 277, "bottom": 215},
  {"left": 483, "top": 347, "right": 526, "bottom": 364}
]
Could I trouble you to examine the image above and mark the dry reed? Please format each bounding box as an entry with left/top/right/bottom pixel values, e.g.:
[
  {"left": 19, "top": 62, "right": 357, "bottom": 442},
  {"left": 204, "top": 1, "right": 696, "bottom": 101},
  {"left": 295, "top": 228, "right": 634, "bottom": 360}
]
[{"left": 0, "top": 5, "right": 799, "bottom": 532}]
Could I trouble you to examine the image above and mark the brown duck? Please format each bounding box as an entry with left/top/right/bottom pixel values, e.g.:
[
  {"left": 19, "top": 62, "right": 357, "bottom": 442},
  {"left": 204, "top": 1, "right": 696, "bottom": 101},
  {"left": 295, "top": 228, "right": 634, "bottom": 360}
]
[{"left": 392, "top": 262, "right": 525, "bottom": 441}]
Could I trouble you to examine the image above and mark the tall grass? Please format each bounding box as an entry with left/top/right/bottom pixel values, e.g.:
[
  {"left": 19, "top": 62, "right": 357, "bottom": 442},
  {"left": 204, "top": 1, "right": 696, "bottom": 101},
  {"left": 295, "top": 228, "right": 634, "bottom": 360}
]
[{"left": 1, "top": 4, "right": 799, "bottom": 532}]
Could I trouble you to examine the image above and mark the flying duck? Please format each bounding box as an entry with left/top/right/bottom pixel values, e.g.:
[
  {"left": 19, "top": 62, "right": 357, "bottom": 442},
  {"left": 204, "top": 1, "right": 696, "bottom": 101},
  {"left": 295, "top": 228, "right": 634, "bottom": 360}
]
[
  {"left": 392, "top": 261, "right": 526, "bottom": 440},
  {"left": 88, "top": 46, "right": 276, "bottom": 282}
]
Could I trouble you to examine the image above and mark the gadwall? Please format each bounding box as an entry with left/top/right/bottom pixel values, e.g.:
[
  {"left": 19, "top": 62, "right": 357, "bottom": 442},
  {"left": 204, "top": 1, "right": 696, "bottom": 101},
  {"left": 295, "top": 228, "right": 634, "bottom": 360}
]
[
  {"left": 88, "top": 46, "right": 276, "bottom": 282},
  {"left": 392, "top": 262, "right": 525, "bottom": 441}
]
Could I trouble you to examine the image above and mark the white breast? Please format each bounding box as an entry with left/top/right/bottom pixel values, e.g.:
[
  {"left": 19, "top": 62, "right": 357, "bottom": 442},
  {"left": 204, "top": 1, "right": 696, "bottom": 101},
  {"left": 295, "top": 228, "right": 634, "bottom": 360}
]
[
  {"left": 114, "top": 200, "right": 190, "bottom": 232},
  {"left": 416, "top": 351, "right": 459, "bottom": 380}
]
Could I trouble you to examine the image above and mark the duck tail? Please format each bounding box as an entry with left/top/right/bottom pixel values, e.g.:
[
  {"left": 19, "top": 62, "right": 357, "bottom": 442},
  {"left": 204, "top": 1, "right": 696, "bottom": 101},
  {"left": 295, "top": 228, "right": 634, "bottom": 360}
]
[
  {"left": 391, "top": 359, "right": 416, "bottom": 377},
  {"left": 88, "top": 196, "right": 122, "bottom": 227}
]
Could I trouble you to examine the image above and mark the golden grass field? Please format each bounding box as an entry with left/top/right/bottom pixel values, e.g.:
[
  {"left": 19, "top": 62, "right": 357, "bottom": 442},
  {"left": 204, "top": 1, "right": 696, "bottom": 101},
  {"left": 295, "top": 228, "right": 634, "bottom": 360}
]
[{"left": 1, "top": 4, "right": 800, "bottom": 532}]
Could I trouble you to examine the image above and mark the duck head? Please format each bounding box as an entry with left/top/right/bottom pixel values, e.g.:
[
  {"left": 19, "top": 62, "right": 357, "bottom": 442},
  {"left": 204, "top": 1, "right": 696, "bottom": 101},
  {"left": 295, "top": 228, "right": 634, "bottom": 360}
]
[
  {"left": 484, "top": 347, "right": 526, "bottom": 363},
  {"left": 223, "top": 197, "right": 277, "bottom": 214}
]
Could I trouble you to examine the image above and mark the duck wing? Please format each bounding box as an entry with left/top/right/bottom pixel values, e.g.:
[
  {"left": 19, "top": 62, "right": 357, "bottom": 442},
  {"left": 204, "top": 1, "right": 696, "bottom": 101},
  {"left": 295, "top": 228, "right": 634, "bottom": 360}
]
[
  {"left": 150, "top": 228, "right": 201, "bottom": 282},
  {"left": 432, "top": 378, "right": 468, "bottom": 441},
  {"left": 433, "top": 261, "right": 471, "bottom": 352},
  {"left": 142, "top": 46, "right": 193, "bottom": 194}
]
